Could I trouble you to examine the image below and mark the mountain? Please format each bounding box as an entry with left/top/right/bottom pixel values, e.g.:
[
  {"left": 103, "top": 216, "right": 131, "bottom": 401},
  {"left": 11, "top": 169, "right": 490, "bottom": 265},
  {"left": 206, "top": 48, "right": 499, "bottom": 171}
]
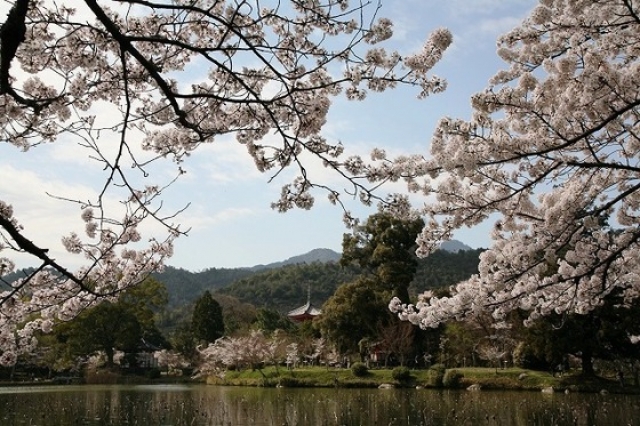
[
  {"left": 250, "top": 248, "right": 341, "bottom": 270},
  {"left": 249, "top": 242, "right": 471, "bottom": 270},
  {"left": 440, "top": 240, "right": 473, "bottom": 253},
  {"left": 218, "top": 262, "right": 360, "bottom": 312},
  {"left": 153, "top": 266, "right": 256, "bottom": 307},
  {"left": 154, "top": 248, "right": 342, "bottom": 306}
]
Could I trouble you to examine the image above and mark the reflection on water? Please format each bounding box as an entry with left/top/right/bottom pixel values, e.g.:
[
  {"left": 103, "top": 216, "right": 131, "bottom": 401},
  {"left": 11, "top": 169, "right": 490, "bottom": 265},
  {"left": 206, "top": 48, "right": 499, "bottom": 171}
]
[{"left": 0, "top": 384, "right": 638, "bottom": 425}]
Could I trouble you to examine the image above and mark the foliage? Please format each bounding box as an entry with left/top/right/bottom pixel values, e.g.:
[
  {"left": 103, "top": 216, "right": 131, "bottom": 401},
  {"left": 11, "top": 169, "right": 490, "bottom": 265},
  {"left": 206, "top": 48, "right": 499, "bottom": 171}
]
[
  {"left": 514, "top": 291, "right": 640, "bottom": 375},
  {"left": 214, "top": 294, "right": 258, "bottom": 335},
  {"left": 314, "top": 214, "right": 433, "bottom": 363},
  {"left": 0, "top": 0, "right": 451, "bottom": 365},
  {"left": 117, "top": 277, "right": 169, "bottom": 348},
  {"left": 427, "top": 364, "right": 446, "bottom": 387},
  {"left": 439, "top": 321, "right": 483, "bottom": 368},
  {"left": 341, "top": 212, "right": 425, "bottom": 301},
  {"left": 198, "top": 330, "right": 288, "bottom": 375},
  {"left": 316, "top": 276, "right": 392, "bottom": 355},
  {"left": 255, "top": 308, "right": 296, "bottom": 335},
  {"left": 377, "top": 320, "right": 417, "bottom": 367},
  {"left": 56, "top": 301, "right": 142, "bottom": 367},
  {"left": 153, "top": 349, "right": 190, "bottom": 375},
  {"left": 168, "top": 322, "right": 198, "bottom": 362},
  {"left": 154, "top": 248, "right": 480, "bottom": 320},
  {"left": 218, "top": 262, "right": 359, "bottom": 313},
  {"left": 154, "top": 267, "right": 255, "bottom": 307},
  {"left": 158, "top": 292, "right": 256, "bottom": 360},
  {"left": 391, "top": 366, "right": 411, "bottom": 382},
  {"left": 49, "top": 277, "right": 169, "bottom": 368},
  {"left": 351, "top": 362, "right": 368, "bottom": 377},
  {"left": 410, "top": 249, "right": 483, "bottom": 295},
  {"left": 442, "top": 369, "right": 463, "bottom": 388},
  {"left": 191, "top": 291, "right": 225, "bottom": 344}
]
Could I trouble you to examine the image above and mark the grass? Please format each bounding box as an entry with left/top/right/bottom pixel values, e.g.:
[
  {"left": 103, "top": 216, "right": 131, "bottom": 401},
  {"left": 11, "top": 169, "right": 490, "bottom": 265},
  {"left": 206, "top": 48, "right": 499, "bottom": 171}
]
[
  {"left": 454, "top": 367, "right": 558, "bottom": 390},
  {"left": 205, "top": 365, "right": 640, "bottom": 394}
]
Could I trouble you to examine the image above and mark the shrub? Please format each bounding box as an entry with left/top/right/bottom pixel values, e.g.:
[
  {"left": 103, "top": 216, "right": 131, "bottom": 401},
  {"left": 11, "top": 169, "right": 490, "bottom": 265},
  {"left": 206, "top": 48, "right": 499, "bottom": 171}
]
[
  {"left": 392, "top": 366, "right": 412, "bottom": 382},
  {"left": 427, "top": 364, "right": 446, "bottom": 387},
  {"left": 442, "top": 369, "right": 463, "bottom": 388},
  {"left": 351, "top": 362, "right": 368, "bottom": 377}
]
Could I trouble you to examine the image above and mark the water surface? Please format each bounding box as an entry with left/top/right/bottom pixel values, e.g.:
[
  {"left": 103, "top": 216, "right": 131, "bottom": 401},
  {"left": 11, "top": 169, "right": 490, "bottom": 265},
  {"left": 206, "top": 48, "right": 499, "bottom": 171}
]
[{"left": 0, "top": 384, "right": 637, "bottom": 425}]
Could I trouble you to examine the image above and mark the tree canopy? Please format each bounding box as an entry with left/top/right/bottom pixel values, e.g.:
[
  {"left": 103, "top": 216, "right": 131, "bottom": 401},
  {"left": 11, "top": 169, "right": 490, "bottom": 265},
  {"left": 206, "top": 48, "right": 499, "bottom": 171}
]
[
  {"left": 0, "top": 0, "right": 451, "bottom": 365},
  {"left": 341, "top": 212, "right": 424, "bottom": 301},
  {"left": 217, "top": 261, "right": 359, "bottom": 312},
  {"left": 191, "top": 291, "right": 225, "bottom": 344},
  {"left": 389, "top": 0, "right": 640, "bottom": 329},
  {"left": 316, "top": 276, "right": 391, "bottom": 355}
]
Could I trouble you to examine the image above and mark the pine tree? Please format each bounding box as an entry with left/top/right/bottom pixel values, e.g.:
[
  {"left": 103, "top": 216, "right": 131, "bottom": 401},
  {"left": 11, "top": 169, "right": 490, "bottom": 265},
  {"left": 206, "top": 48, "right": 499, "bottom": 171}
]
[{"left": 191, "top": 291, "right": 225, "bottom": 344}]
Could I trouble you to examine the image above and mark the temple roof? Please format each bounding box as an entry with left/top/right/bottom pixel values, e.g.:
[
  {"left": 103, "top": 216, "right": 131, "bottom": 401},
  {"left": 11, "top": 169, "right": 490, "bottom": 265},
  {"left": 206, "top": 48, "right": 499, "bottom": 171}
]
[
  {"left": 287, "top": 285, "right": 322, "bottom": 321},
  {"left": 287, "top": 301, "right": 322, "bottom": 320}
]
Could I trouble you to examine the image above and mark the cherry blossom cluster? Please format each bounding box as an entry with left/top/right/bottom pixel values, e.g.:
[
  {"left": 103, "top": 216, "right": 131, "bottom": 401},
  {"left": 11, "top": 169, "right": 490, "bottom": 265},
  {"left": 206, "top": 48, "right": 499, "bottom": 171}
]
[
  {"left": 197, "top": 330, "right": 281, "bottom": 375},
  {"left": 0, "top": 0, "right": 451, "bottom": 364},
  {"left": 196, "top": 331, "right": 331, "bottom": 376},
  {"left": 153, "top": 349, "right": 190, "bottom": 374},
  {"left": 386, "top": 0, "right": 640, "bottom": 328}
]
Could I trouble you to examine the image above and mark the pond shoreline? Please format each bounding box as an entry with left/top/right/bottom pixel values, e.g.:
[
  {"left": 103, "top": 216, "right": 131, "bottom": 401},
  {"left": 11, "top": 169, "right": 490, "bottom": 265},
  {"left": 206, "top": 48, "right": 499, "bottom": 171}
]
[
  {"left": 2, "top": 367, "right": 638, "bottom": 395},
  {"left": 204, "top": 366, "right": 640, "bottom": 395}
]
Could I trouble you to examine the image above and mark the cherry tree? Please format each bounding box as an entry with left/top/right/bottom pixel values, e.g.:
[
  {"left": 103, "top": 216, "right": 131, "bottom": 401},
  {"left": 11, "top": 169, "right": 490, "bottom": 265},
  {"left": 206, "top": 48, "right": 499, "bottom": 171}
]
[
  {"left": 197, "top": 329, "right": 280, "bottom": 374},
  {"left": 387, "top": 0, "right": 640, "bottom": 328},
  {"left": 154, "top": 349, "right": 190, "bottom": 375},
  {"left": 0, "top": 0, "right": 452, "bottom": 365}
]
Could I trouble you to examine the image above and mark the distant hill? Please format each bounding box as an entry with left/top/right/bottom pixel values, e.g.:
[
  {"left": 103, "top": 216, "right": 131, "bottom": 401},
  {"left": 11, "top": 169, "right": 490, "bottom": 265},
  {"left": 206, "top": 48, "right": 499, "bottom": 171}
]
[
  {"left": 154, "top": 248, "right": 343, "bottom": 307},
  {"left": 410, "top": 248, "right": 483, "bottom": 294},
  {"left": 248, "top": 240, "right": 472, "bottom": 271},
  {"left": 153, "top": 266, "right": 256, "bottom": 307},
  {"left": 250, "top": 248, "right": 341, "bottom": 270},
  {"left": 440, "top": 240, "right": 473, "bottom": 253},
  {"left": 218, "top": 261, "right": 360, "bottom": 312},
  {"left": 2, "top": 242, "right": 481, "bottom": 312}
]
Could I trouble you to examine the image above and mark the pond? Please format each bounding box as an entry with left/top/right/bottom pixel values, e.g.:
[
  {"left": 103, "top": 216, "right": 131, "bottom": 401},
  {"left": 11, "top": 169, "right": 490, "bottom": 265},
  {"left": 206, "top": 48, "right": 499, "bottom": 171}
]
[{"left": 0, "top": 384, "right": 638, "bottom": 425}]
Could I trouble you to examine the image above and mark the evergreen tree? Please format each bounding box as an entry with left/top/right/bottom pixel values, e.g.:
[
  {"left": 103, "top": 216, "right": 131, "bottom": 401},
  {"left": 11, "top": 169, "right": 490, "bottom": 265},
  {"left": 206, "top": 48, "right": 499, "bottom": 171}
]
[
  {"left": 341, "top": 212, "right": 424, "bottom": 302},
  {"left": 191, "top": 291, "right": 225, "bottom": 344}
]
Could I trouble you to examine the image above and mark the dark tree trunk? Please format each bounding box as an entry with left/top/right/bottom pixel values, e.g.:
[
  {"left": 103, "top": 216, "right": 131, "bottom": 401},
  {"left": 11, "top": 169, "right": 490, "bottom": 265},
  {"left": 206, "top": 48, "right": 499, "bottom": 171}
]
[
  {"left": 581, "top": 349, "right": 595, "bottom": 376},
  {"left": 105, "top": 346, "right": 115, "bottom": 368}
]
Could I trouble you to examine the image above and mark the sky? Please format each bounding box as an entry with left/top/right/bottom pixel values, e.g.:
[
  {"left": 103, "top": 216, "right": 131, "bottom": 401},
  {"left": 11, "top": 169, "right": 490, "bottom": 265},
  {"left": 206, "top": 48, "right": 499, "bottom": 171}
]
[{"left": 1, "top": 0, "right": 538, "bottom": 272}]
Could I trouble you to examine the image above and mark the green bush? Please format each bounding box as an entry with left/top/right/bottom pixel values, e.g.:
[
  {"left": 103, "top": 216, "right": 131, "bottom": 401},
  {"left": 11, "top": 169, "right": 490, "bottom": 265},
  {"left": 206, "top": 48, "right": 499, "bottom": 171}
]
[
  {"left": 427, "top": 364, "right": 446, "bottom": 387},
  {"left": 351, "top": 362, "right": 368, "bottom": 377},
  {"left": 443, "top": 369, "right": 464, "bottom": 388},
  {"left": 392, "top": 366, "right": 412, "bottom": 382}
]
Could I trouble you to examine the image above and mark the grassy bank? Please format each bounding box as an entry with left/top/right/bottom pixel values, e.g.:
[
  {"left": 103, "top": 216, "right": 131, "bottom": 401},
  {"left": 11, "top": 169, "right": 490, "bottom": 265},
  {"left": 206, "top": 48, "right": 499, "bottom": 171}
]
[{"left": 206, "top": 365, "right": 640, "bottom": 394}]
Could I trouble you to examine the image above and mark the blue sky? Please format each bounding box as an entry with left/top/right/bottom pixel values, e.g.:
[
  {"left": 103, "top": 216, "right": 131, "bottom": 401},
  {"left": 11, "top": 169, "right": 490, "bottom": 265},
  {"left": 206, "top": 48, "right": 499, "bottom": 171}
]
[{"left": 1, "top": 0, "right": 537, "bottom": 272}]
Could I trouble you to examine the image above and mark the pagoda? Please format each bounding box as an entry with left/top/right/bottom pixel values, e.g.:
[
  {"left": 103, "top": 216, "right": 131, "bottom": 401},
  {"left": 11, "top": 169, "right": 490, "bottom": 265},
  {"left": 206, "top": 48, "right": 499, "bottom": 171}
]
[{"left": 287, "top": 285, "right": 322, "bottom": 322}]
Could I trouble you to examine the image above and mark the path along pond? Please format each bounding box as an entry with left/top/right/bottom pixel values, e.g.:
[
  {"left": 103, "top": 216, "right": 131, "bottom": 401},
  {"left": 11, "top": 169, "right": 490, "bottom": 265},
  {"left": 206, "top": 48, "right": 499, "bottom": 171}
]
[{"left": 0, "top": 384, "right": 638, "bottom": 425}]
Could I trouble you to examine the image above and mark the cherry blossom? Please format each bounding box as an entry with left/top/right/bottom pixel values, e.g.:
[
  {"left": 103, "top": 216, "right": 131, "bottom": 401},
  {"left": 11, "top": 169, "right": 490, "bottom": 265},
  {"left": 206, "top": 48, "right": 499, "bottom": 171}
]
[
  {"left": 387, "top": 0, "right": 640, "bottom": 328},
  {"left": 0, "top": 0, "right": 451, "bottom": 364}
]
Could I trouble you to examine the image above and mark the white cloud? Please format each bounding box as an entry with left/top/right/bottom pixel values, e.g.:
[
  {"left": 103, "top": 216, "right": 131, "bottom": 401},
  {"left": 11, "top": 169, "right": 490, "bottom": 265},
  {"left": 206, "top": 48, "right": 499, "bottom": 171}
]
[
  {"left": 0, "top": 164, "right": 97, "bottom": 269},
  {"left": 188, "top": 139, "right": 263, "bottom": 186}
]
